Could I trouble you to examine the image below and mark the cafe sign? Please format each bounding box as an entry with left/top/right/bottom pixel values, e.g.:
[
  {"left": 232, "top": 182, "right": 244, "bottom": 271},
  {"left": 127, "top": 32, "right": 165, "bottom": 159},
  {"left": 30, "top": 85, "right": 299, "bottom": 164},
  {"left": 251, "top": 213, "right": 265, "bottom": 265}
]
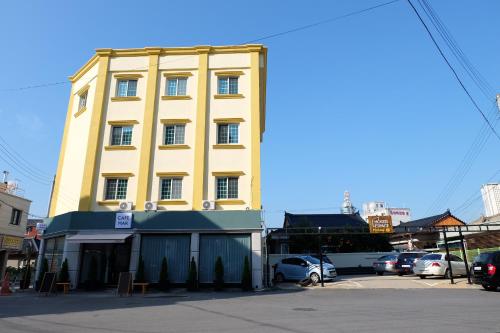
[
  {"left": 115, "top": 212, "right": 133, "bottom": 229},
  {"left": 1, "top": 235, "right": 23, "bottom": 250},
  {"left": 368, "top": 215, "right": 394, "bottom": 234}
]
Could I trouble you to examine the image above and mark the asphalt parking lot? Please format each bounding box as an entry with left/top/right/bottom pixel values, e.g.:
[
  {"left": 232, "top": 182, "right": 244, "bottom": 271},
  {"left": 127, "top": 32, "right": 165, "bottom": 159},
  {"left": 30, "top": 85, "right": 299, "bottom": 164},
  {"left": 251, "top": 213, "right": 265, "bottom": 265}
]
[
  {"left": 0, "top": 278, "right": 498, "bottom": 333},
  {"left": 277, "top": 274, "right": 480, "bottom": 290}
]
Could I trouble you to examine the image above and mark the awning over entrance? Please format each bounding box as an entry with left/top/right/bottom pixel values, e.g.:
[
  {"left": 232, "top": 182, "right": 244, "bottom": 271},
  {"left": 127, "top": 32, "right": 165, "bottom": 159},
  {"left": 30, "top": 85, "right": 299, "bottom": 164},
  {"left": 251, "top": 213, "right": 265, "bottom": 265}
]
[{"left": 66, "top": 233, "right": 132, "bottom": 244}]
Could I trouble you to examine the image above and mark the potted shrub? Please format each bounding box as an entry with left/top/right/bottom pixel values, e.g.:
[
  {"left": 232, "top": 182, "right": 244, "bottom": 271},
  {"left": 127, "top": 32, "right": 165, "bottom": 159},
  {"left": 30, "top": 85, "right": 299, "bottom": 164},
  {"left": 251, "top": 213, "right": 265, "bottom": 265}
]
[
  {"left": 58, "top": 259, "right": 70, "bottom": 283},
  {"left": 186, "top": 257, "right": 198, "bottom": 291},
  {"left": 241, "top": 256, "right": 252, "bottom": 291},
  {"left": 214, "top": 256, "right": 224, "bottom": 291},
  {"left": 158, "top": 257, "right": 170, "bottom": 291},
  {"left": 35, "top": 258, "right": 48, "bottom": 291},
  {"left": 134, "top": 256, "right": 146, "bottom": 283}
]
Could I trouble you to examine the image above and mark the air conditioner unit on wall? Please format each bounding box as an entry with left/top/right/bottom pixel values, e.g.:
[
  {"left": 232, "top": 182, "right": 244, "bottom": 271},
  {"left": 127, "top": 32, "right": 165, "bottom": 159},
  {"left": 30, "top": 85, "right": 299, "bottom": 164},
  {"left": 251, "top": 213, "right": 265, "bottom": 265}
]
[
  {"left": 202, "top": 200, "right": 215, "bottom": 210},
  {"left": 119, "top": 201, "right": 133, "bottom": 211},
  {"left": 144, "top": 201, "right": 157, "bottom": 211}
]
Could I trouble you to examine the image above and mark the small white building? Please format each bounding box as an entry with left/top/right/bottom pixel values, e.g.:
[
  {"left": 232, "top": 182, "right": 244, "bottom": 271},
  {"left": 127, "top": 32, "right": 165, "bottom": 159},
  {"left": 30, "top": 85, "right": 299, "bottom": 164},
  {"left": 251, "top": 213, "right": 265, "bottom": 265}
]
[
  {"left": 0, "top": 182, "right": 31, "bottom": 279},
  {"left": 481, "top": 183, "right": 500, "bottom": 217},
  {"left": 362, "top": 201, "right": 411, "bottom": 227}
]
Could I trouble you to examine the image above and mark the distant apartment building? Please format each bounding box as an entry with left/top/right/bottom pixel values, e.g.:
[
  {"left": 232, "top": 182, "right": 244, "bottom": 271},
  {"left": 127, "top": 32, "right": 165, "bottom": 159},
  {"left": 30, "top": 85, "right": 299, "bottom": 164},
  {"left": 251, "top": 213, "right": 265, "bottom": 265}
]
[
  {"left": 481, "top": 183, "right": 500, "bottom": 217},
  {"left": 42, "top": 45, "right": 267, "bottom": 289},
  {"left": 0, "top": 182, "right": 31, "bottom": 279},
  {"left": 361, "top": 201, "right": 411, "bottom": 227}
]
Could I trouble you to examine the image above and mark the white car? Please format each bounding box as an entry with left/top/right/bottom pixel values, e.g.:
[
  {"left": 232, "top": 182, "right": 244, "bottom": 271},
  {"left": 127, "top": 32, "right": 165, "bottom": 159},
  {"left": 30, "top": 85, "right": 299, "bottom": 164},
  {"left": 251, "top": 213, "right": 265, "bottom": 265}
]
[{"left": 413, "top": 253, "right": 467, "bottom": 279}]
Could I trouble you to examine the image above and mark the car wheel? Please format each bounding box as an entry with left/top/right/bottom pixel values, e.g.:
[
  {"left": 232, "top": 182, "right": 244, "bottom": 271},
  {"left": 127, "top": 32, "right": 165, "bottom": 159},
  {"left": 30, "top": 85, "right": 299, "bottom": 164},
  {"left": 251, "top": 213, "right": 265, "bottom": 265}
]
[
  {"left": 444, "top": 269, "right": 450, "bottom": 279},
  {"left": 397, "top": 272, "right": 403, "bottom": 276},
  {"left": 310, "top": 272, "right": 320, "bottom": 285},
  {"left": 275, "top": 273, "right": 285, "bottom": 283},
  {"left": 419, "top": 275, "right": 426, "bottom": 279},
  {"left": 376, "top": 272, "right": 384, "bottom": 276},
  {"left": 482, "top": 284, "right": 497, "bottom": 291}
]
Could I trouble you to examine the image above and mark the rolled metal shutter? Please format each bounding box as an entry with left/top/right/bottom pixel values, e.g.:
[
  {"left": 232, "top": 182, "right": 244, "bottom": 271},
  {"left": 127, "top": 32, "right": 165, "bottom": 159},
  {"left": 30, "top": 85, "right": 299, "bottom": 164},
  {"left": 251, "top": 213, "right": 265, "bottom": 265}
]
[
  {"left": 141, "top": 235, "right": 191, "bottom": 283},
  {"left": 199, "top": 234, "right": 251, "bottom": 283}
]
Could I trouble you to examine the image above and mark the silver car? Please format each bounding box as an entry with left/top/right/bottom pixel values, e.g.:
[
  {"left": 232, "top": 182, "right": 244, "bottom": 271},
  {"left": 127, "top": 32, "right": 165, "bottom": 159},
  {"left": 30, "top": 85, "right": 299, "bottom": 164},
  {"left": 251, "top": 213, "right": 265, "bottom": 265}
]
[
  {"left": 373, "top": 254, "right": 398, "bottom": 275},
  {"left": 274, "top": 256, "right": 337, "bottom": 284}
]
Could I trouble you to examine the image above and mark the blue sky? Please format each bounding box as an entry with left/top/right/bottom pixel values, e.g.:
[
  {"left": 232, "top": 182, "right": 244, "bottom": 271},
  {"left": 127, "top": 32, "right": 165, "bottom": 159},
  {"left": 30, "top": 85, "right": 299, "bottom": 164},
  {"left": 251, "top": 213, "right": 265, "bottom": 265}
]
[{"left": 0, "top": 0, "right": 499, "bottom": 227}]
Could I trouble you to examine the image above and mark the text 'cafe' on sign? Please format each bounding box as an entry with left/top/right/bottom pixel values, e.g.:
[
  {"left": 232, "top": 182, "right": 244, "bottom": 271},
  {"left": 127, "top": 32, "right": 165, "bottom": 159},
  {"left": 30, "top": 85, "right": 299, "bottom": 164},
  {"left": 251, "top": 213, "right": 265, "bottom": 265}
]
[
  {"left": 115, "top": 213, "right": 133, "bottom": 229},
  {"left": 368, "top": 215, "right": 394, "bottom": 234}
]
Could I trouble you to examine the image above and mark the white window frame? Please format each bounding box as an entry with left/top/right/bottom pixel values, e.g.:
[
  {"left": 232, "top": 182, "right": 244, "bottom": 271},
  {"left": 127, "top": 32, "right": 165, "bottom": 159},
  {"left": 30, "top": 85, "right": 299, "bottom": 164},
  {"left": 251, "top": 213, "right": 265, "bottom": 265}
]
[
  {"left": 116, "top": 79, "right": 138, "bottom": 97},
  {"left": 164, "top": 124, "right": 185, "bottom": 145},
  {"left": 217, "top": 123, "right": 239, "bottom": 144},
  {"left": 78, "top": 91, "right": 87, "bottom": 110},
  {"left": 160, "top": 178, "right": 183, "bottom": 200},
  {"left": 110, "top": 126, "right": 133, "bottom": 146},
  {"left": 104, "top": 178, "right": 128, "bottom": 200},
  {"left": 166, "top": 77, "right": 188, "bottom": 96}
]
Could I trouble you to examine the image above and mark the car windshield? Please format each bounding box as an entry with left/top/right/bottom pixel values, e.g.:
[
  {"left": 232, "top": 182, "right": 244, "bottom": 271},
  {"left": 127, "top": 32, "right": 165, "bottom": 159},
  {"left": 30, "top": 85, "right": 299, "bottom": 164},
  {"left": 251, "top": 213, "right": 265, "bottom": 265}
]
[
  {"left": 474, "top": 253, "right": 491, "bottom": 264},
  {"left": 420, "top": 254, "right": 442, "bottom": 261},
  {"left": 303, "top": 256, "right": 321, "bottom": 264},
  {"left": 378, "top": 255, "right": 397, "bottom": 261}
]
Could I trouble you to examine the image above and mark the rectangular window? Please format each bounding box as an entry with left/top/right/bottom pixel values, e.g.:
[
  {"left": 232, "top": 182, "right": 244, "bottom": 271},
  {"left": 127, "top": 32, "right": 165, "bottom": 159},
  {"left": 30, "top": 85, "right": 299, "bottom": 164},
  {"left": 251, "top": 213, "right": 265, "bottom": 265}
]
[
  {"left": 116, "top": 79, "right": 138, "bottom": 97},
  {"left": 111, "top": 126, "right": 133, "bottom": 145},
  {"left": 217, "top": 124, "right": 239, "bottom": 144},
  {"left": 10, "top": 208, "right": 22, "bottom": 225},
  {"left": 166, "top": 77, "right": 187, "bottom": 96},
  {"left": 78, "top": 91, "right": 87, "bottom": 110},
  {"left": 217, "top": 77, "right": 238, "bottom": 94},
  {"left": 105, "top": 178, "right": 128, "bottom": 200},
  {"left": 216, "top": 177, "right": 238, "bottom": 199},
  {"left": 164, "top": 125, "right": 185, "bottom": 145},
  {"left": 160, "top": 178, "right": 182, "bottom": 200}
]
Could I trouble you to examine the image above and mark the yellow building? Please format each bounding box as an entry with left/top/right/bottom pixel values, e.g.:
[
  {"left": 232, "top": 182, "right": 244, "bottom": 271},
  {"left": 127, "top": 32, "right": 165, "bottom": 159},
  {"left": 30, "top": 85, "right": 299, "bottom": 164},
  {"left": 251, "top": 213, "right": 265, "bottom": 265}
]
[
  {"left": 42, "top": 45, "right": 267, "bottom": 289},
  {"left": 50, "top": 44, "right": 266, "bottom": 215}
]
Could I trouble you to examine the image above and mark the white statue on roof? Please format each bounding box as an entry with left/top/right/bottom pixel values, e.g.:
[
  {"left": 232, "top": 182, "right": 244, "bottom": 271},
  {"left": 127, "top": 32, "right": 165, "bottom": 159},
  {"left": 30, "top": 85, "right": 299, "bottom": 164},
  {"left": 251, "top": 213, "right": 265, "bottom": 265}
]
[{"left": 341, "top": 191, "right": 355, "bottom": 215}]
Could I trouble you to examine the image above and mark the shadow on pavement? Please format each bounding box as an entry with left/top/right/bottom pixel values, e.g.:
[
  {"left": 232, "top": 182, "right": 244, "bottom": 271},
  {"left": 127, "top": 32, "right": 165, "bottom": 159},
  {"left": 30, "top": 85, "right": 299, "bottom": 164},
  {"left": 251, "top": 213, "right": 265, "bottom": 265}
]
[{"left": 0, "top": 288, "right": 305, "bottom": 319}]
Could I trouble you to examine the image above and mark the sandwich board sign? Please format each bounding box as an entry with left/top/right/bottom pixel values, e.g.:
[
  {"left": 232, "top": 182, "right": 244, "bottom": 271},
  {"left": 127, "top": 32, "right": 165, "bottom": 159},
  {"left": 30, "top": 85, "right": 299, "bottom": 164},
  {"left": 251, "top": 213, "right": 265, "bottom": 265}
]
[
  {"left": 368, "top": 215, "right": 394, "bottom": 234},
  {"left": 115, "top": 213, "right": 132, "bottom": 229}
]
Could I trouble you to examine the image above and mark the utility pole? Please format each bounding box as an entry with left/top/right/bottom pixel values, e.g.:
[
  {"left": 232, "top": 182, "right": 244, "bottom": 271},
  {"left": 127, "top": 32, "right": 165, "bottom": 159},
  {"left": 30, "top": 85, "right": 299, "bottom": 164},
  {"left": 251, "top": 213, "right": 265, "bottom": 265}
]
[
  {"left": 442, "top": 229, "right": 454, "bottom": 284},
  {"left": 318, "top": 227, "right": 324, "bottom": 287}
]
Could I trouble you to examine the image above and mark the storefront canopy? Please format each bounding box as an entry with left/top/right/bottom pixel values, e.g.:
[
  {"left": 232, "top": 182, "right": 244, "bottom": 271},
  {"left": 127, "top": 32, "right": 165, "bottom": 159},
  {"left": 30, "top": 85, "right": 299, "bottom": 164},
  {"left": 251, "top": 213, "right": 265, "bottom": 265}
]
[
  {"left": 43, "top": 210, "right": 262, "bottom": 237},
  {"left": 66, "top": 233, "right": 132, "bottom": 244}
]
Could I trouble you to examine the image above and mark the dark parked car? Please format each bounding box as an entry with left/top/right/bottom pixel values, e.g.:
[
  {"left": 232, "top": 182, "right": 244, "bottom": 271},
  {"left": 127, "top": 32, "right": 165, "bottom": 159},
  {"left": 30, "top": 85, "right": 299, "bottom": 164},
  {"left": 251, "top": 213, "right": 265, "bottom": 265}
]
[
  {"left": 471, "top": 251, "right": 500, "bottom": 291},
  {"left": 372, "top": 254, "right": 398, "bottom": 275},
  {"left": 394, "top": 252, "right": 427, "bottom": 275}
]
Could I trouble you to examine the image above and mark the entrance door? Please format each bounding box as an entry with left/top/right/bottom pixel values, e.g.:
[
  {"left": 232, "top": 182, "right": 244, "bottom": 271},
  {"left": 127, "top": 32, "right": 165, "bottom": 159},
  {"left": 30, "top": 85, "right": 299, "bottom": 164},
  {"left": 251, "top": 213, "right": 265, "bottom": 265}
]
[{"left": 79, "top": 240, "right": 131, "bottom": 288}]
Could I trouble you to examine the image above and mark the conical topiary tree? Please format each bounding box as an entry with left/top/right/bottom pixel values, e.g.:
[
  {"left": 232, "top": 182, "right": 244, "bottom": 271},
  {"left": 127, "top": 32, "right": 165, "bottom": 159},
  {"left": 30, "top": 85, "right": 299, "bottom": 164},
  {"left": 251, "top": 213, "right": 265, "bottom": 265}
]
[
  {"left": 58, "top": 258, "right": 70, "bottom": 283},
  {"left": 186, "top": 257, "right": 198, "bottom": 291},
  {"left": 135, "top": 256, "right": 146, "bottom": 283},
  {"left": 158, "top": 257, "right": 169, "bottom": 291},
  {"left": 214, "top": 256, "right": 224, "bottom": 291},
  {"left": 36, "top": 258, "right": 49, "bottom": 291},
  {"left": 241, "top": 256, "right": 252, "bottom": 291}
]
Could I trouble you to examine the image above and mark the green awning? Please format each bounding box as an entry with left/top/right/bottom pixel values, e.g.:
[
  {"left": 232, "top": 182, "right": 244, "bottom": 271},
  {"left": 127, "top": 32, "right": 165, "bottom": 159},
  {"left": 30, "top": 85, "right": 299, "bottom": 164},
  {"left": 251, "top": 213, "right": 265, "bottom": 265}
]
[{"left": 43, "top": 210, "right": 262, "bottom": 237}]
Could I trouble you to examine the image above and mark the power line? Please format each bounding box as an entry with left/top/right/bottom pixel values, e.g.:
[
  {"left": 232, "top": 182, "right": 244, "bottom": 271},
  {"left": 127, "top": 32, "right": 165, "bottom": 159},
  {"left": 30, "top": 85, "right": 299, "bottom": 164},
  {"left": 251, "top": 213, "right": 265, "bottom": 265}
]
[
  {"left": 406, "top": 0, "right": 500, "bottom": 142},
  {"left": 0, "top": 197, "right": 47, "bottom": 219},
  {"left": 0, "top": 0, "right": 401, "bottom": 93},
  {"left": 0, "top": 81, "right": 67, "bottom": 92},
  {"left": 243, "top": 0, "right": 401, "bottom": 43}
]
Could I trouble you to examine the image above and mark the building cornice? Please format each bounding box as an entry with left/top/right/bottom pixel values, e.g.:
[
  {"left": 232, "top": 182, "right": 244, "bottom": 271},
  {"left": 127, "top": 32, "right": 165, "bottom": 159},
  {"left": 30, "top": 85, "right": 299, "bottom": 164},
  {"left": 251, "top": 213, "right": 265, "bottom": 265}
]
[{"left": 69, "top": 45, "right": 266, "bottom": 84}]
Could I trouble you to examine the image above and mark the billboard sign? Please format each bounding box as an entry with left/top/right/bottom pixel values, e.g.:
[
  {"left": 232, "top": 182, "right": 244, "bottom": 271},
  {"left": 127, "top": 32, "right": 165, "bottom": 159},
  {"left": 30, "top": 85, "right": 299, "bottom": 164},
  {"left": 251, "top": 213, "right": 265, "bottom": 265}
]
[{"left": 368, "top": 215, "right": 393, "bottom": 234}]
